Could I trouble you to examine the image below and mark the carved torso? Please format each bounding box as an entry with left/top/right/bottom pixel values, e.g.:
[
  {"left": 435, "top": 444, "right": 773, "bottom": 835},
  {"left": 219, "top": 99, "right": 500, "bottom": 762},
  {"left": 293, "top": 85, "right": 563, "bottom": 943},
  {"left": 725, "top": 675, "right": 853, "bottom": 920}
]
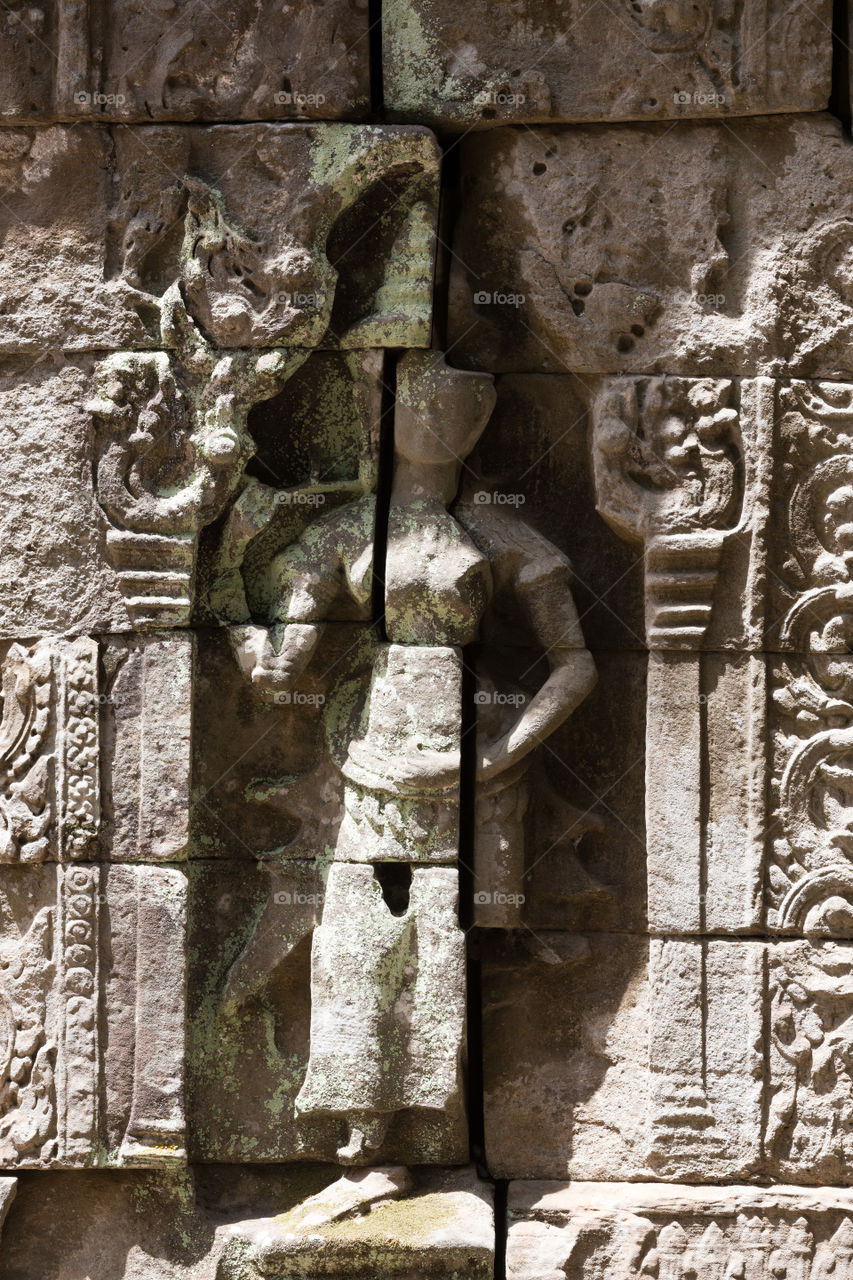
[{"left": 384, "top": 502, "right": 493, "bottom": 646}]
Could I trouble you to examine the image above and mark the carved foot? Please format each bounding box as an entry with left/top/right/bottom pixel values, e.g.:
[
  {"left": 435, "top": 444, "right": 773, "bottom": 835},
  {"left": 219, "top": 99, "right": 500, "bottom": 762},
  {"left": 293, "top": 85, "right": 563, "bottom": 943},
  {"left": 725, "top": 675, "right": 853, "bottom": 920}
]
[{"left": 336, "top": 1113, "right": 390, "bottom": 1165}]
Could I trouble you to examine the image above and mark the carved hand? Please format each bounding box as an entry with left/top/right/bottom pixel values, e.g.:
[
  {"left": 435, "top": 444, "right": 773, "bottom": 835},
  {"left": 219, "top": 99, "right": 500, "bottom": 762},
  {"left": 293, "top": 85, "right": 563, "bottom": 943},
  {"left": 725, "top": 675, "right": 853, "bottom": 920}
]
[{"left": 476, "top": 650, "right": 597, "bottom": 781}]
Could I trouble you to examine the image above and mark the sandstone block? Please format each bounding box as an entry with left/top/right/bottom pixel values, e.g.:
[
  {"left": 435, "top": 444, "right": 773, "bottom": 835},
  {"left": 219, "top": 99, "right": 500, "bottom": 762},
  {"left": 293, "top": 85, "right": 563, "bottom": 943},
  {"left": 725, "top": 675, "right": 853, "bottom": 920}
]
[
  {"left": 384, "top": 0, "right": 831, "bottom": 129},
  {"left": 507, "top": 1182, "right": 853, "bottom": 1280},
  {"left": 0, "top": 862, "right": 186, "bottom": 1168},
  {"left": 483, "top": 935, "right": 853, "bottom": 1182},
  {"left": 0, "top": 124, "right": 438, "bottom": 353},
  {"left": 0, "top": 0, "right": 371, "bottom": 122},
  {"left": 449, "top": 116, "right": 853, "bottom": 378}
]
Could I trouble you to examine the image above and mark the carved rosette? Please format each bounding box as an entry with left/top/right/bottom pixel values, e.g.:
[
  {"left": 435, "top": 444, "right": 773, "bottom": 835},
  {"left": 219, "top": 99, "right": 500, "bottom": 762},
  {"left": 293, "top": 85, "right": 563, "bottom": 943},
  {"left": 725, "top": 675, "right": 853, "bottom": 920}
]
[{"left": 58, "top": 864, "right": 100, "bottom": 1162}]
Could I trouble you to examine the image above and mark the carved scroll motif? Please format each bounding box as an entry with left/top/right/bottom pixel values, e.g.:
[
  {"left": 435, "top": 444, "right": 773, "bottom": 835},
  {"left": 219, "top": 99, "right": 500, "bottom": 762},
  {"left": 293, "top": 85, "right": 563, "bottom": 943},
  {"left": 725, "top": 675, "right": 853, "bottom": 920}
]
[
  {"left": 0, "top": 638, "right": 99, "bottom": 863},
  {"left": 771, "top": 382, "right": 853, "bottom": 936},
  {"left": 0, "top": 898, "right": 55, "bottom": 1165}
]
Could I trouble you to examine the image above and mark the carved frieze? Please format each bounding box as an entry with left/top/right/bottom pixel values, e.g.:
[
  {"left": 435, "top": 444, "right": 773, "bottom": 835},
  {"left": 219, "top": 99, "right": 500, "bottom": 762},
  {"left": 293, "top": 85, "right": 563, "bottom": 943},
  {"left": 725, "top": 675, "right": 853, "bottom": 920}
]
[{"left": 508, "top": 1183, "right": 853, "bottom": 1280}]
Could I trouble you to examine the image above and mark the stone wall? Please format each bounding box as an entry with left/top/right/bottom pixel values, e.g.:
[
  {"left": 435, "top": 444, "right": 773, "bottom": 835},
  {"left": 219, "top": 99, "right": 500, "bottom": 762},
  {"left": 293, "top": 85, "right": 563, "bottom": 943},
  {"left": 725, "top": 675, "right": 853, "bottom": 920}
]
[{"left": 0, "top": 3, "right": 852, "bottom": 1277}]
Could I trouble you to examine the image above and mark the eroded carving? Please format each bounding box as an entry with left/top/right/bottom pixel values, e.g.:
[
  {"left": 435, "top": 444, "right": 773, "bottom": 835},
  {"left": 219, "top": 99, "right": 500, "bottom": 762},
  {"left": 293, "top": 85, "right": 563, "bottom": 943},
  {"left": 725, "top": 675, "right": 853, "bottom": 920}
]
[
  {"left": 767, "top": 943, "right": 853, "bottom": 1180},
  {"left": 594, "top": 376, "right": 743, "bottom": 646},
  {"left": 507, "top": 1184, "right": 853, "bottom": 1280},
  {"left": 88, "top": 329, "right": 306, "bottom": 627},
  {"left": 220, "top": 349, "right": 595, "bottom": 1165}
]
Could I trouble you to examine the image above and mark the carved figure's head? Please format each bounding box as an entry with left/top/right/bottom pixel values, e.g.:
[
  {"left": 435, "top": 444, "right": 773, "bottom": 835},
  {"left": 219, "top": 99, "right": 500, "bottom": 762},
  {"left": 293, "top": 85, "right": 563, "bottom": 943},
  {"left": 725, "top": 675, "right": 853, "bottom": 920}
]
[{"left": 394, "top": 350, "right": 496, "bottom": 468}]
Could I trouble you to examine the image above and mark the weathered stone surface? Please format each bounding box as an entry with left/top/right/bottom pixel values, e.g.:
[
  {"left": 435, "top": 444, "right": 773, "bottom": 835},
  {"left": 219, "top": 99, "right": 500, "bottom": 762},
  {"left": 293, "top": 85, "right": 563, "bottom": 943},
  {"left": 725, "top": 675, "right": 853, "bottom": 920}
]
[
  {"left": 470, "top": 649, "right": 645, "bottom": 934},
  {"left": 482, "top": 931, "right": 652, "bottom": 1180},
  {"left": 0, "top": 862, "right": 186, "bottom": 1168},
  {"left": 462, "top": 373, "right": 646, "bottom": 650},
  {"left": 0, "top": 124, "right": 438, "bottom": 352},
  {"left": 507, "top": 1182, "right": 853, "bottom": 1280},
  {"left": 0, "top": 357, "right": 129, "bottom": 636},
  {"left": 0, "top": 0, "right": 371, "bottom": 123},
  {"left": 219, "top": 1165, "right": 493, "bottom": 1277},
  {"left": 202, "top": 350, "right": 383, "bottom": 629},
  {"left": 7, "top": 0, "right": 853, "bottom": 1256},
  {"left": 384, "top": 0, "right": 831, "bottom": 129},
  {"left": 0, "top": 1165, "right": 492, "bottom": 1278},
  {"left": 448, "top": 115, "right": 853, "bottom": 377},
  {"left": 483, "top": 935, "right": 853, "bottom": 1182}
]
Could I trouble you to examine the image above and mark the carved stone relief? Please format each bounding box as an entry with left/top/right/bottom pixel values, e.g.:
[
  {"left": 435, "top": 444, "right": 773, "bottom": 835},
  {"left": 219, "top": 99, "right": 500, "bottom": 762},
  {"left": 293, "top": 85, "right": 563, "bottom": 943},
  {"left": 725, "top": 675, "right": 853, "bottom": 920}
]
[
  {"left": 0, "top": 124, "right": 439, "bottom": 353},
  {"left": 0, "top": 862, "right": 186, "bottom": 1169},
  {"left": 384, "top": 0, "right": 831, "bottom": 128},
  {"left": 508, "top": 1183, "right": 853, "bottom": 1280},
  {"left": 0, "top": 0, "right": 373, "bottom": 121},
  {"left": 2, "top": 7, "right": 853, "bottom": 1277}
]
